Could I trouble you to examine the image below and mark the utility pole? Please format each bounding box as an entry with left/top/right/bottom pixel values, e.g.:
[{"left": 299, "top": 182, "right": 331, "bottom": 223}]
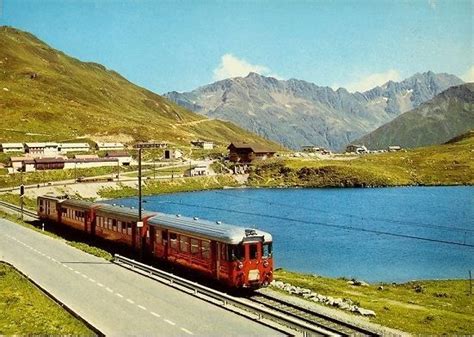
[
  {"left": 133, "top": 142, "right": 161, "bottom": 259},
  {"left": 20, "top": 170, "right": 24, "bottom": 221}
]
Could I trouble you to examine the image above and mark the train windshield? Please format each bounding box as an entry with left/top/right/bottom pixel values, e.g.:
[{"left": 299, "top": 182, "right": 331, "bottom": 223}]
[
  {"left": 262, "top": 243, "right": 272, "bottom": 258},
  {"left": 228, "top": 244, "right": 245, "bottom": 261}
]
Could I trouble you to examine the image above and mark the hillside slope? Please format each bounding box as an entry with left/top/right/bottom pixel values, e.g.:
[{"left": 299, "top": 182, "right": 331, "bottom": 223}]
[
  {"left": 164, "top": 72, "right": 463, "bottom": 150},
  {"left": 249, "top": 130, "right": 474, "bottom": 187},
  {"left": 355, "top": 84, "right": 474, "bottom": 149},
  {"left": 0, "top": 26, "right": 277, "bottom": 148}
]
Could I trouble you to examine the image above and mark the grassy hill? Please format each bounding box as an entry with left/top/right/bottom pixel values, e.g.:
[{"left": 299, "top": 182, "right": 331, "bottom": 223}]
[
  {"left": 354, "top": 84, "right": 474, "bottom": 150},
  {"left": 250, "top": 130, "right": 474, "bottom": 187},
  {"left": 0, "top": 26, "right": 278, "bottom": 148}
]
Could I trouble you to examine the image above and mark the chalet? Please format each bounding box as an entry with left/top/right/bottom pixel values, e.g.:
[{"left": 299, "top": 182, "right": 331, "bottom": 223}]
[
  {"left": 0, "top": 143, "right": 24, "bottom": 153},
  {"left": 191, "top": 140, "right": 214, "bottom": 150},
  {"left": 34, "top": 157, "right": 65, "bottom": 170},
  {"left": 24, "top": 142, "right": 59, "bottom": 157},
  {"left": 345, "top": 144, "right": 368, "bottom": 154},
  {"left": 95, "top": 142, "right": 125, "bottom": 151},
  {"left": 59, "top": 143, "right": 90, "bottom": 153},
  {"left": 105, "top": 151, "right": 132, "bottom": 165},
  {"left": 227, "top": 142, "right": 276, "bottom": 163}
]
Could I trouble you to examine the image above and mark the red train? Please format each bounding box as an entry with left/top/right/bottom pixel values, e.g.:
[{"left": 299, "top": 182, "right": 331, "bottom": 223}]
[{"left": 37, "top": 195, "right": 274, "bottom": 288}]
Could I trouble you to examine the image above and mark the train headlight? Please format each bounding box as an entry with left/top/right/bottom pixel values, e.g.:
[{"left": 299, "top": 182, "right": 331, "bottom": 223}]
[
  {"left": 263, "top": 260, "right": 269, "bottom": 268},
  {"left": 237, "top": 262, "right": 243, "bottom": 270}
]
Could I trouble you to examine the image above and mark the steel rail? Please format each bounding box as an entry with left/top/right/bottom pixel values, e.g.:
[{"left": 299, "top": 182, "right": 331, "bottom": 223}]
[
  {"left": 114, "top": 254, "right": 339, "bottom": 337},
  {"left": 0, "top": 200, "right": 38, "bottom": 219},
  {"left": 250, "top": 293, "right": 379, "bottom": 336}
]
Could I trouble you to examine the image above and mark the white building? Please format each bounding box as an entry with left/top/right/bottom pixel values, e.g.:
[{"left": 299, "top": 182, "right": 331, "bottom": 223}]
[
  {"left": 59, "top": 143, "right": 90, "bottom": 153},
  {"left": 9, "top": 157, "right": 27, "bottom": 172},
  {"left": 95, "top": 142, "right": 125, "bottom": 151},
  {"left": 105, "top": 151, "right": 132, "bottom": 165},
  {"left": 187, "top": 164, "right": 208, "bottom": 177},
  {"left": 192, "top": 140, "right": 214, "bottom": 150},
  {"left": 164, "top": 149, "right": 183, "bottom": 160},
  {"left": 24, "top": 142, "right": 59, "bottom": 157},
  {"left": 64, "top": 157, "right": 119, "bottom": 169},
  {"left": 345, "top": 144, "right": 368, "bottom": 154},
  {"left": 0, "top": 143, "right": 24, "bottom": 153}
]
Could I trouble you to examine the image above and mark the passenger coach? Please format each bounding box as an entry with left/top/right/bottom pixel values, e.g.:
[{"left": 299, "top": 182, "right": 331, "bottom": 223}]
[{"left": 37, "top": 195, "right": 273, "bottom": 288}]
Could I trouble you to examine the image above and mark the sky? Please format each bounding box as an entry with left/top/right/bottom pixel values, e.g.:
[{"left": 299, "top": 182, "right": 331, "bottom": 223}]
[{"left": 1, "top": 0, "right": 473, "bottom": 93}]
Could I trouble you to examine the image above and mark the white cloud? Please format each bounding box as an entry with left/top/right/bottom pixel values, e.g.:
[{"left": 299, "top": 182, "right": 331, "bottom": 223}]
[
  {"left": 343, "top": 69, "right": 402, "bottom": 93},
  {"left": 213, "top": 54, "right": 276, "bottom": 81},
  {"left": 461, "top": 65, "right": 474, "bottom": 82}
]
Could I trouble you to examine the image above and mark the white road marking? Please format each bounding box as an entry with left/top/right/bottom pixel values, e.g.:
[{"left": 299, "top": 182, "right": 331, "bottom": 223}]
[
  {"left": 68, "top": 267, "right": 74, "bottom": 271},
  {"left": 62, "top": 264, "right": 68, "bottom": 268},
  {"left": 74, "top": 270, "right": 80, "bottom": 274},
  {"left": 180, "top": 328, "right": 193, "bottom": 335},
  {"left": 150, "top": 311, "right": 161, "bottom": 318},
  {"left": 81, "top": 274, "right": 88, "bottom": 278},
  {"left": 51, "top": 258, "right": 57, "bottom": 262},
  {"left": 137, "top": 305, "right": 147, "bottom": 310},
  {"left": 97, "top": 283, "right": 104, "bottom": 287},
  {"left": 115, "top": 293, "right": 123, "bottom": 298},
  {"left": 164, "top": 319, "right": 176, "bottom": 326},
  {"left": 126, "top": 298, "right": 135, "bottom": 304},
  {"left": 105, "top": 287, "right": 113, "bottom": 293},
  {"left": 88, "top": 278, "right": 96, "bottom": 283}
]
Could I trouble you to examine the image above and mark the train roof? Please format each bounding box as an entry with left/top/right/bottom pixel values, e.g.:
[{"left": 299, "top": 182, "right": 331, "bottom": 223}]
[
  {"left": 93, "top": 203, "right": 157, "bottom": 220},
  {"left": 148, "top": 213, "right": 272, "bottom": 245},
  {"left": 61, "top": 199, "right": 95, "bottom": 209}
]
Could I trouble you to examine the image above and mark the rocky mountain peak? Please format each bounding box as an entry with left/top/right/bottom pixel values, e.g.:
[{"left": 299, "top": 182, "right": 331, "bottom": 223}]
[{"left": 164, "top": 71, "right": 463, "bottom": 150}]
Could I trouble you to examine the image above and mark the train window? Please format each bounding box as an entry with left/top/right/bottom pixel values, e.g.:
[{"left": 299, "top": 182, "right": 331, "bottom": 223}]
[
  {"left": 228, "top": 244, "right": 244, "bottom": 261},
  {"left": 220, "top": 244, "right": 227, "bottom": 261},
  {"left": 249, "top": 244, "right": 258, "bottom": 260},
  {"left": 61, "top": 208, "right": 66, "bottom": 215},
  {"left": 190, "top": 239, "right": 200, "bottom": 255},
  {"left": 112, "top": 219, "right": 117, "bottom": 231},
  {"left": 117, "top": 221, "right": 122, "bottom": 232},
  {"left": 170, "top": 233, "right": 178, "bottom": 250},
  {"left": 127, "top": 223, "right": 132, "bottom": 235},
  {"left": 262, "top": 243, "right": 272, "bottom": 258},
  {"left": 155, "top": 230, "right": 162, "bottom": 243},
  {"left": 201, "top": 240, "right": 210, "bottom": 259},
  {"left": 179, "top": 236, "right": 189, "bottom": 253}
]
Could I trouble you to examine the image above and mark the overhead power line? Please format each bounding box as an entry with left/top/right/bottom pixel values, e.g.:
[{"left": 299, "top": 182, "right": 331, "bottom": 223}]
[
  {"left": 161, "top": 200, "right": 474, "bottom": 248},
  {"left": 213, "top": 190, "right": 474, "bottom": 233}
]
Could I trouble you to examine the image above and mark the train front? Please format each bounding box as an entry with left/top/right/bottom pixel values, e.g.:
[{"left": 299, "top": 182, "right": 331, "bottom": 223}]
[{"left": 231, "top": 228, "right": 273, "bottom": 288}]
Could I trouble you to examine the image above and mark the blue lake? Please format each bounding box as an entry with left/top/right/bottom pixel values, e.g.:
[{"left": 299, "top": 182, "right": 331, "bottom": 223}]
[{"left": 108, "top": 186, "right": 474, "bottom": 282}]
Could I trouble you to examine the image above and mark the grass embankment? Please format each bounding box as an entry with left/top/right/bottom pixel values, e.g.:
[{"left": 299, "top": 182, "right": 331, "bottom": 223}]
[
  {"left": 274, "top": 269, "right": 474, "bottom": 334},
  {"left": 250, "top": 133, "right": 473, "bottom": 187},
  {"left": 99, "top": 175, "right": 239, "bottom": 199},
  {"left": 0, "top": 262, "right": 94, "bottom": 335}
]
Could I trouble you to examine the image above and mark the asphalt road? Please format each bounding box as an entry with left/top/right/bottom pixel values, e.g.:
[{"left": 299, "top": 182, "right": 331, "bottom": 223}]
[{"left": 0, "top": 218, "right": 284, "bottom": 336}]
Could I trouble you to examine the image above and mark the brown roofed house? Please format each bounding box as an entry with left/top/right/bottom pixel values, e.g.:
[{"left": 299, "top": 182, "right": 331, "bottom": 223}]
[{"left": 227, "top": 142, "right": 276, "bottom": 163}]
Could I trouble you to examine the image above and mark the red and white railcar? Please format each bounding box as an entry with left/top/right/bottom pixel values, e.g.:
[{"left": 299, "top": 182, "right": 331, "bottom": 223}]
[{"left": 36, "top": 195, "right": 274, "bottom": 288}]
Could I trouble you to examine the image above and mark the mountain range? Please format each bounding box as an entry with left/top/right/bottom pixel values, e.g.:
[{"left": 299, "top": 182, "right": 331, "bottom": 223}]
[
  {"left": 0, "top": 26, "right": 277, "bottom": 149},
  {"left": 165, "top": 72, "right": 464, "bottom": 150},
  {"left": 354, "top": 83, "right": 474, "bottom": 149}
]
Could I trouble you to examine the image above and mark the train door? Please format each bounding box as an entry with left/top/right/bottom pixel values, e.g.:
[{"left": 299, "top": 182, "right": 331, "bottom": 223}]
[
  {"left": 211, "top": 241, "right": 218, "bottom": 279},
  {"left": 218, "top": 243, "right": 229, "bottom": 282},
  {"left": 245, "top": 241, "right": 261, "bottom": 283}
]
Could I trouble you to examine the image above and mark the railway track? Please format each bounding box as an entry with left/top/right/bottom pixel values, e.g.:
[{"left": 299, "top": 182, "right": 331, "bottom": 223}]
[
  {"left": 0, "top": 200, "right": 38, "bottom": 219},
  {"left": 250, "top": 292, "right": 379, "bottom": 336},
  {"left": 1, "top": 200, "right": 379, "bottom": 336}
]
